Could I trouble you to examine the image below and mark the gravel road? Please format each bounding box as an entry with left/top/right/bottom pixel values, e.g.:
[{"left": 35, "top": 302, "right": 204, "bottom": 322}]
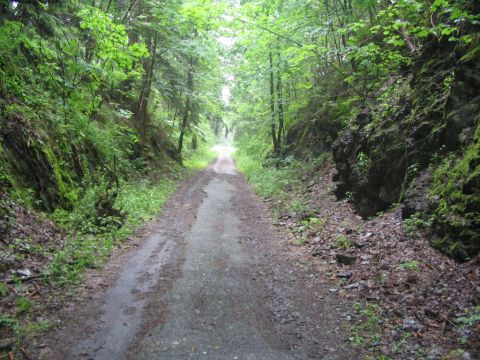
[{"left": 40, "top": 153, "right": 352, "bottom": 360}]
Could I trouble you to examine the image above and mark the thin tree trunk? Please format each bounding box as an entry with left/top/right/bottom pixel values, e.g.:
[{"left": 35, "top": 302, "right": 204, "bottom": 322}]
[
  {"left": 178, "top": 60, "right": 194, "bottom": 154},
  {"left": 122, "top": 0, "right": 138, "bottom": 24},
  {"left": 276, "top": 46, "right": 285, "bottom": 147},
  {"left": 105, "top": 0, "right": 113, "bottom": 12},
  {"left": 171, "top": 107, "right": 178, "bottom": 135},
  {"left": 136, "top": 31, "right": 158, "bottom": 139},
  {"left": 399, "top": 25, "right": 417, "bottom": 53},
  {"left": 269, "top": 50, "right": 279, "bottom": 153}
]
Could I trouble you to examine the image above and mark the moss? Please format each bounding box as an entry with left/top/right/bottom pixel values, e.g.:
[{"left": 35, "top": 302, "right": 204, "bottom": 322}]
[
  {"left": 429, "top": 121, "right": 480, "bottom": 260},
  {"left": 43, "top": 143, "right": 78, "bottom": 207},
  {"left": 0, "top": 143, "right": 31, "bottom": 199},
  {"left": 0, "top": 145, "right": 15, "bottom": 189}
]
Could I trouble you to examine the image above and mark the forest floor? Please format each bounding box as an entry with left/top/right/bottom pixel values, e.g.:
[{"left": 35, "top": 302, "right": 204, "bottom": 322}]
[
  {"left": 262, "top": 161, "right": 480, "bottom": 360},
  {"left": 24, "top": 154, "right": 354, "bottom": 360}
]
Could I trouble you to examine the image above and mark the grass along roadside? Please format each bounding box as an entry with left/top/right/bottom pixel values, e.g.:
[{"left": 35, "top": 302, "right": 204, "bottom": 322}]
[
  {"left": 233, "top": 136, "right": 330, "bottom": 216},
  {"left": 48, "top": 173, "right": 180, "bottom": 284}
]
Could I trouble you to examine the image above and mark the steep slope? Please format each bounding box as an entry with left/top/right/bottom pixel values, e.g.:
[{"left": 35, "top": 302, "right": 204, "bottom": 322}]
[{"left": 332, "top": 37, "right": 480, "bottom": 260}]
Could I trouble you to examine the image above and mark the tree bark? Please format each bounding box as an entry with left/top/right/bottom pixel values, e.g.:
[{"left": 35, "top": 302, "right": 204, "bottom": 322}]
[
  {"left": 135, "top": 31, "right": 158, "bottom": 140},
  {"left": 178, "top": 60, "right": 194, "bottom": 154},
  {"left": 269, "top": 50, "right": 279, "bottom": 153},
  {"left": 276, "top": 46, "right": 285, "bottom": 147}
]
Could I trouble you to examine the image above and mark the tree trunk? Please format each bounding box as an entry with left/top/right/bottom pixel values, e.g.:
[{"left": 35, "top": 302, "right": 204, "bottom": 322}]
[
  {"left": 399, "top": 25, "right": 417, "bottom": 53},
  {"left": 135, "top": 31, "right": 158, "bottom": 140},
  {"left": 276, "top": 46, "right": 285, "bottom": 147},
  {"left": 178, "top": 60, "right": 194, "bottom": 154},
  {"left": 269, "top": 50, "right": 279, "bottom": 153}
]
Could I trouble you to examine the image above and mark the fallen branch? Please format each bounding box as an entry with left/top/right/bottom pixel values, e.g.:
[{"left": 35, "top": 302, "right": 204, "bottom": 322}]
[{"left": 4, "top": 274, "right": 43, "bottom": 284}]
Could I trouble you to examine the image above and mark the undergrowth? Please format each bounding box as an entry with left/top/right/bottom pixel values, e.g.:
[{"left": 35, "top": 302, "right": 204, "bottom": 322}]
[
  {"left": 234, "top": 135, "right": 330, "bottom": 210},
  {"left": 48, "top": 174, "right": 179, "bottom": 284},
  {"left": 182, "top": 124, "right": 217, "bottom": 169}
]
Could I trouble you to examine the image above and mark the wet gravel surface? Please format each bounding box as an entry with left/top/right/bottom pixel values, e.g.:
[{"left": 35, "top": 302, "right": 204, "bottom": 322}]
[{"left": 38, "top": 155, "right": 352, "bottom": 360}]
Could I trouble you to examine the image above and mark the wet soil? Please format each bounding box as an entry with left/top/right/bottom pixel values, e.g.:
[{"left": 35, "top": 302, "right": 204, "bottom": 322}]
[{"left": 37, "top": 155, "right": 353, "bottom": 360}]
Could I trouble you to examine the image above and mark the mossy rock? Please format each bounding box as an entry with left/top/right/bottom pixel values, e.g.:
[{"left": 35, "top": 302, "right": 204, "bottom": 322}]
[
  {"left": 0, "top": 115, "right": 76, "bottom": 211},
  {"left": 428, "top": 122, "right": 480, "bottom": 261},
  {"left": 333, "top": 36, "right": 480, "bottom": 221}
]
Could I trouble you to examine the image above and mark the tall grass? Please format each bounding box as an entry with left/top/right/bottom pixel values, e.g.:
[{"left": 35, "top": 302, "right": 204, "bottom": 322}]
[{"left": 234, "top": 136, "right": 303, "bottom": 199}]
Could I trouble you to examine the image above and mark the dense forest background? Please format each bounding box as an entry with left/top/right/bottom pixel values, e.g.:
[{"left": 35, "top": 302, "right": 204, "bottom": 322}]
[
  {"left": 1, "top": 0, "right": 478, "bottom": 261},
  {"left": 0, "top": 0, "right": 226, "bottom": 210}
]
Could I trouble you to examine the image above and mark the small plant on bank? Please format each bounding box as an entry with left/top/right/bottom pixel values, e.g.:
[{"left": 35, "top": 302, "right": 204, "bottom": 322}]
[
  {"left": 301, "top": 217, "right": 325, "bottom": 232},
  {"left": 16, "top": 296, "right": 34, "bottom": 315},
  {"left": 373, "top": 272, "right": 388, "bottom": 286},
  {"left": 356, "top": 152, "right": 370, "bottom": 170},
  {"left": 350, "top": 302, "right": 384, "bottom": 352},
  {"left": 403, "top": 212, "right": 433, "bottom": 237},
  {"left": 292, "top": 237, "right": 307, "bottom": 246},
  {"left": 345, "top": 191, "right": 353, "bottom": 200},
  {"left": 290, "top": 199, "right": 309, "bottom": 214},
  {"left": 0, "top": 283, "right": 9, "bottom": 297},
  {"left": 397, "top": 260, "right": 420, "bottom": 271},
  {"left": 335, "top": 235, "right": 353, "bottom": 250},
  {"left": 455, "top": 306, "right": 480, "bottom": 345}
]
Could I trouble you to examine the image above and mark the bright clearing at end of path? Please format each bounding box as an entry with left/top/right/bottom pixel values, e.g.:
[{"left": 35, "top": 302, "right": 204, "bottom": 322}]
[
  {"left": 211, "top": 144, "right": 236, "bottom": 157},
  {"left": 210, "top": 144, "right": 237, "bottom": 175}
]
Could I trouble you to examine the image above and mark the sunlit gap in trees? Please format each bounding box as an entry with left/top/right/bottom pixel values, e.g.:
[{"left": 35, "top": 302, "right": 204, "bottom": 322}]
[
  {"left": 218, "top": 32, "right": 235, "bottom": 106},
  {"left": 211, "top": 144, "right": 236, "bottom": 157},
  {"left": 218, "top": 1, "right": 239, "bottom": 106}
]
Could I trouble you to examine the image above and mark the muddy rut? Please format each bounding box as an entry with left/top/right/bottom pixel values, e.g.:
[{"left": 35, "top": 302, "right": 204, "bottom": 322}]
[{"left": 39, "top": 154, "right": 352, "bottom": 360}]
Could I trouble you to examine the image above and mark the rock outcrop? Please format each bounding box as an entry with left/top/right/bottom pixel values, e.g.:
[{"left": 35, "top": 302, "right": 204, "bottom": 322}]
[{"left": 332, "top": 39, "right": 480, "bottom": 260}]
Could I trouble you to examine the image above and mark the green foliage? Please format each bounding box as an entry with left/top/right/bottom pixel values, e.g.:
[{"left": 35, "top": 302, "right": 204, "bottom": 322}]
[
  {"left": 78, "top": 6, "right": 148, "bottom": 82},
  {"left": 397, "top": 260, "right": 420, "bottom": 271},
  {"left": 455, "top": 306, "right": 480, "bottom": 345},
  {"left": 403, "top": 212, "right": 434, "bottom": 236},
  {"left": 301, "top": 217, "right": 325, "bottom": 232},
  {"left": 16, "top": 296, "right": 34, "bottom": 315},
  {"left": 351, "top": 303, "right": 383, "bottom": 351},
  {"left": 0, "top": 283, "right": 9, "bottom": 297},
  {"left": 456, "top": 307, "right": 480, "bottom": 328},
  {"left": 291, "top": 236, "right": 307, "bottom": 246},
  {"left": 356, "top": 152, "right": 371, "bottom": 170},
  {"left": 335, "top": 235, "right": 353, "bottom": 250}
]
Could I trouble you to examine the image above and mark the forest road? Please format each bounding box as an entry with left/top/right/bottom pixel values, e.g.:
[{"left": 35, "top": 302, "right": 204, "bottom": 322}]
[{"left": 40, "top": 151, "right": 352, "bottom": 360}]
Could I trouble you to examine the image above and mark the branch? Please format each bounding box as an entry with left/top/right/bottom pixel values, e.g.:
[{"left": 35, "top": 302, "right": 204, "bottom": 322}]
[
  {"left": 122, "top": 0, "right": 138, "bottom": 24},
  {"left": 231, "top": 17, "right": 362, "bottom": 96}
]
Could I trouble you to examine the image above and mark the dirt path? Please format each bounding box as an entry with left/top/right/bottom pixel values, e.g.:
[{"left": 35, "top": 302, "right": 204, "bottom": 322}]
[{"left": 39, "top": 155, "right": 352, "bottom": 360}]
